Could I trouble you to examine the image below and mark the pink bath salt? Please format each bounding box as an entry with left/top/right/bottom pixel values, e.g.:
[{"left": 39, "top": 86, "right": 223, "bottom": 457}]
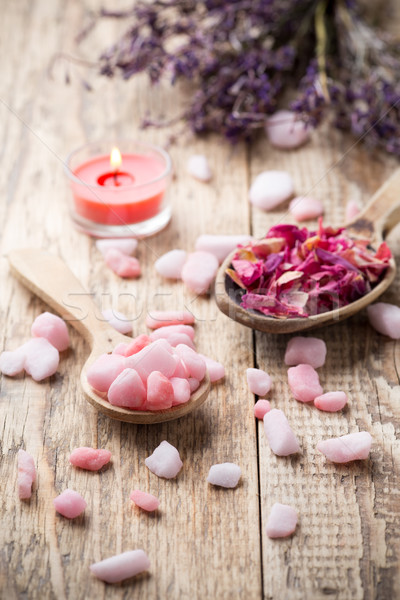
[
  {"left": 17, "top": 449, "right": 36, "bottom": 500},
  {"left": 0, "top": 347, "right": 26, "bottom": 376},
  {"left": 150, "top": 324, "right": 195, "bottom": 342},
  {"left": 104, "top": 248, "right": 141, "bottom": 278},
  {"left": 96, "top": 238, "right": 138, "bottom": 257},
  {"left": 254, "top": 399, "right": 271, "bottom": 419},
  {"left": 314, "top": 391, "right": 348, "bottom": 412},
  {"left": 155, "top": 249, "right": 187, "bottom": 279},
  {"left": 317, "top": 431, "right": 372, "bottom": 463},
  {"left": 164, "top": 333, "right": 196, "bottom": 350},
  {"left": 207, "top": 463, "right": 242, "bottom": 488},
  {"left": 171, "top": 358, "right": 190, "bottom": 379},
  {"left": 175, "top": 344, "right": 206, "bottom": 381},
  {"left": 287, "top": 364, "right": 323, "bottom": 403},
  {"left": 145, "top": 440, "right": 183, "bottom": 479},
  {"left": 69, "top": 447, "right": 112, "bottom": 471},
  {"left": 266, "top": 110, "right": 310, "bottom": 149},
  {"left": 102, "top": 309, "right": 132, "bottom": 335},
  {"left": 86, "top": 353, "right": 125, "bottom": 393},
  {"left": 289, "top": 196, "right": 324, "bottom": 222},
  {"left": 249, "top": 170, "right": 294, "bottom": 211},
  {"left": 246, "top": 368, "right": 272, "bottom": 396},
  {"left": 31, "top": 312, "right": 70, "bottom": 351},
  {"left": 345, "top": 199, "right": 361, "bottom": 222},
  {"left": 130, "top": 490, "right": 160, "bottom": 512},
  {"left": 188, "top": 377, "right": 200, "bottom": 393},
  {"left": 266, "top": 503, "right": 298, "bottom": 538},
  {"left": 187, "top": 154, "right": 212, "bottom": 182},
  {"left": 124, "top": 334, "right": 152, "bottom": 356},
  {"left": 367, "top": 302, "right": 400, "bottom": 339},
  {"left": 263, "top": 409, "right": 300, "bottom": 456},
  {"left": 112, "top": 342, "right": 129, "bottom": 356},
  {"left": 284, "top": 336, "right": 327, "bottom": 368},
  {"left": 145, "top": 371, "right": 174, "bottom": 410},
  {"left": 53, "top": 489, "right": 87, "bottom": 519},
  {"left": 170, "top": 377, "right": 191, "bottom": 405},
  {"left": 198, "top": 354, "right": 225, "bottom": 382},
  {"left": 181, "top": 251, "right": 219, "bottom": 295},
  {"left": 23, "top": 338, "right": 60, "bottom": 381},
  {"left": 145, "top": 310, "right": 195, "bottom": 330},
  {"left": 90, "top": 550, "right": 150, "bottom": 584},
  {"left": 126, "top": 340, "right": 177, "bottom": 380},
  {"left": 108, "top": 368, "right": 147, "bottom": 409},
  {"left": 195, "top": 234, "right": 253, "bottom": 264}
]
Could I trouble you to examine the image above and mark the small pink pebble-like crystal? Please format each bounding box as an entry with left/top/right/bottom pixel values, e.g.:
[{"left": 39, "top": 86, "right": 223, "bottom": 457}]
[
  {"left": 367, "top": 302, "right": 400, "bottom": 339},
  {"left": 124, "top": 335, "right": 151, "bottom": 356},
  {"left": 170, "top": 377, "right": 191, "bottom": 405},
  {"left": 102, "top": 309, "right": 132, "bottom": 335},
  {"left": 17, "top": 449, "right": 36, "bottom": 500},
  {"left": 345, "top": 199, "right": 360, "bottom": 222},
  {"left": 266, "top": 110, "right": 310, "bottom": 149},
  {"left": 53, "top": 489, "right": 87, "bottom": 519},
  {"left": 145, "top": 440, "right": 183, "bottom": 479},
  {"left": 314, "top": 391, "right": 348, "bottom": 412},
  {"left": 150, "top": 325, "right": 195, "bottom": 342},
  {"left": 107, "top": 368, "right": 146, "bottom": 409},
  {"left": 23, "top": 338, "right": 60, "bottom": 381},
  {"left": 263, "top": 409, "right": 300, "bottom": 456},
  {"left": 130, "top": 490, "right": 159, "bottom": 512},
  {"left": 181, "top": 251, "right": 219, "bottom": 295},
  {"left": 266, "top": 503, "right": 298, "bottom": 538},
  {"left": 195, "top": 234, "right": 253, "bottom": 264},
  {"left": 164, "top": 333, "right": 196, "bottom": 350},
  {"left": 249, "top": 170, "right": 294, "bottom": 211},
  {"left": 145, "top": 310, "right": 195, "bottom": 330},
  {"left": 69, "top": 447, "right": 111, "bottom": 471},
  {"left": 187, "top": 154, "right": 212, "bottom": 182},
  {"left": 287, "top": 364, "right": 323, "bottom": 403},
  {"left": 175, "top": 344, "right": 206, "bottom": 381},
  {"left": 246, "top": 368, "right": 272, "bottom": 396},
  {"left": 317, "top": 431, "right": 372, "bottom": 463},
  {"left": 90, "top": 549, "right": 150, "bottom": 583},
  {"left": 254, "top": 399, "right": 271, "bottom": 420},
  {"left": 155, "top": 249, "right": 187, "bottom": 279},
  {"left": 96, "top": 238, "right": 138, "bottom": 257},
  {"left": 0, "top": 347, "right": 25, "bottom": 376},
  {"left": 86, "top": 353, "right": 125, "bottom": 393},
  {"left": 126, "top": 340, "right": 177, "bottom": 380},
  {"left": 31, "top": 312, "right": 70, "bottom": 351},
  {"left": 284, "top": 336, "right": 327, "bottom": 368},
  {"left": 207, "top": 463, "right": 241, "bottom": 488},
  {"left": 199, "top": 354, "right": 225, "bottom": 382},
  {"left": 289, "top": 196, "right": 324, "bottom": 222},
  {"left": 188, "top": 377, "right": 200, "bottom": 393},
  {"left": 104, "top": 248, "right": 141, "bottom": 278},
  {"left": 146, "top": 371, "right": 174, "bottom": 410}
]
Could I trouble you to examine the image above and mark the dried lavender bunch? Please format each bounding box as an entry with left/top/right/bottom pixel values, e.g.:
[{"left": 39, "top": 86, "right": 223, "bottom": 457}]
[{"left": 90, "top": 0, "right": 400, "bottom": 151}]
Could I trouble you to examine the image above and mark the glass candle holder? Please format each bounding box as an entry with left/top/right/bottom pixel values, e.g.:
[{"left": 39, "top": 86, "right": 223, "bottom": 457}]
[{"left": 64, "top": 140, "right": 172, "bottom": 238}]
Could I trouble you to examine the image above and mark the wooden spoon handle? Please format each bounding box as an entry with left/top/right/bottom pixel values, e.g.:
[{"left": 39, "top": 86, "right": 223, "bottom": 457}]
[{"left": 8, "top": 248, "right": 112, "bottom": 345}]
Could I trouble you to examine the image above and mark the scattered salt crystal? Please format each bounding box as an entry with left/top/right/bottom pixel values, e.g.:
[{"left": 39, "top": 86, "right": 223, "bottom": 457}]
[
  {"left": 31, "top": 312, "right": 70, "bottom": 351},
  {"left": 284, "top": 337, "right": 327, "bottom": 368},
  {"left": 266, "top": 110, "right": 310, "bottom": 149},
  {"left": 187, "top": 154, "right": 212, "bottom": 182},
  {"left": 170, "top": 377, "right": 191, "bottom": 405},
  {"left": 107, "top": 368, "right": 146, "bottom": 409},
  {"left": 69, "top": 447, "right": 112, "bottom": 471},
  {"left": 317, "top": 431, "right": 372, "bottom": 463},
  {"left": 345, "top": 199, "right": 361, "bottom": 222},
  {"left": 254, "top": 399, "right": 271, "bottom": 420},
  {"left": 86, "top": 353, "right": 125, "bottom": 393},
  {"left": 367, "top": 302, "right": 400, "bottom": 339},
  {"left": 102, "top": 308, "right": 132, "bottom": 335},
  {"left": 104, "top": 248, "right": 141, "bottom": 278},
  {"left": 146, "top": 371, "right": 174, "bottom": 410},
  {"left": 90, "top": 549, "right": 150, "bottom": 583},
  {"left": 96, "top": 238, "right": 138, "bottom": 257},
  {"left": 0, "top": 347, "right": 25, "bottom": 376},
  {"left": 175, "top": 344, "right": 206, "bottom": 381},
  {"left": 263, "top": 409, "right": 300, "bottom": 456},
  {"left": 23, "top": 338, "right": 60, "bottom": 381},
  {"left": 53, "top": 488, "right": 87, "bottom": 519},
  {"left": 199, "top": 354, "right": 225, "bottom": 382},
  {"left": 314, "top": 391, "right": 348, "bottom": 412},
  {"left": 181, "top": 251, "right": 219, "bottom": 295},
  {"left": 249, "top": 170, "right": 294, "bottom": 211},
  {"left": 145, "top": 440, "right": 183, "bottom": 479},
  {"left": 155, "top": 249, "right": 187, "bottom": 279},
  {"left": 195, "top": 234, "right": 253, "bottom": 264},
  {"left": 266, "top": 503, "right": 298, "bottom": 538},
  {"left": 130, "top": 490, "right": 159, "bottom": 512},
  {"left": 287, "top": 364, "right": 323, "bottom": 403},
  {"left": 150, "top": 325, "right": 195, "bottom": 342},
  {"left": 17, "top": 449, "right": 36, "bottom": 500},
  {"left": 289, "top": 196, "right": 324, "bottom": 222},
  {"left": 145, "top": 310, "right": 195, "bottom": 330},
  {"left": 246, "top": 368, "right": 272, "bottom": 396},
  {"left": 207, "top": 463, "right": 241, "bottom": 488}
]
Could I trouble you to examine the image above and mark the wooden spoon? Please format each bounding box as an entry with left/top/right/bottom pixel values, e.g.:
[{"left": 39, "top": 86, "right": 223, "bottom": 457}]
[
  {"left": 8, "top": 249, "right": 210, "bottom": 423},
  {"left": 216, "top": 168, "right": 400, "bottom": 334}
]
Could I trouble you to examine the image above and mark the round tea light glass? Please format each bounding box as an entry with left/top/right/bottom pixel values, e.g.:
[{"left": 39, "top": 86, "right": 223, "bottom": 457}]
[{"left": 64, "top": 140, "right": 172, "bottom": 238}]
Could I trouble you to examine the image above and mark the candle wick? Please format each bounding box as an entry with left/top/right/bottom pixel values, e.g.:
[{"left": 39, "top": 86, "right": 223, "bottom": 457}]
[{"left": 113, "top": 170, "right": 118, "bottom": 185}]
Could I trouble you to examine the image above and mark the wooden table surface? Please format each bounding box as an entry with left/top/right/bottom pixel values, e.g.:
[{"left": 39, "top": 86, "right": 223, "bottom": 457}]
[{"left": 1, "top": 2, "right": 400, "bottom": 599}]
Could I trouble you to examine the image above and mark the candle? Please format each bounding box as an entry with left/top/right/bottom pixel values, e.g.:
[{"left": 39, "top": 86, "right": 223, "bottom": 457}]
[{"left": 65, "top": 141, "right": 172, "bottom": 238}]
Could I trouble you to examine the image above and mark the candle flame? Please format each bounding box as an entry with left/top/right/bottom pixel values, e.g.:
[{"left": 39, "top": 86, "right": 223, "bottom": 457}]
[{"left": 110, "top": 147, "right": 122, "bottom": 171}]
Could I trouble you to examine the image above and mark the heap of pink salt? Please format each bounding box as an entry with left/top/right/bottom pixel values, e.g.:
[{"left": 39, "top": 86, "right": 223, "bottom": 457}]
[
  {"left": 90, "top": 550, "right": 150, "bottom": 583},
  {"left": 130, "top": 490, "right": 159, "bottom": 512},
  {"left": 17, "top": 449, "right": 36, "bottom": 500},
  {"left": 287, "top": 364, "right": 323, "bottom": 403},
  {"left": 53, "top": 489, "right": 87, "bottom": 519},
  {"left": 69, "top": 447, "right": 111, "bottom": 471}
]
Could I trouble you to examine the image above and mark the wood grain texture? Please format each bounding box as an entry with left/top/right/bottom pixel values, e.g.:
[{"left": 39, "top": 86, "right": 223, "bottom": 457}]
[{"left": 0, "top": 1, "right": 399, "bottom": 600}]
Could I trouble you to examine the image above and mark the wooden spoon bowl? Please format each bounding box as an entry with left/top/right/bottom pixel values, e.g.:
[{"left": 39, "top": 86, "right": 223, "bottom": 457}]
[
  {"left": 8, "top": 249, "right": 210, "bottom": 423},
  {"left": 216, "top": 168, "right": 400, "bottom": 334}
]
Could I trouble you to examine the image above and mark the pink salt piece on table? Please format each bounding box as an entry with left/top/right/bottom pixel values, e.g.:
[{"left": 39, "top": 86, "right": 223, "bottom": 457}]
[
  {"left": 175, "top": 344, "right": 206, "bottom": 381},
  {"left": 155, "top": 249, "right": 187, "bottom": 279},
  {"left": 104, "top": 248, "right": 141, "bottom": 278},
  {"left": 150, "top": 324, "right": 195, "bottom": 342},
  {"left": 146, "top": 370, "right": 174, "bottom": 410},
  {"left": 145, "top": 310, "right": 195, "bottom": 330},
  {"left": 207, "top": 463, "right": 242, "bottom": 488},
  {"left": 145, "top": 440, "right": 183, "bottom": 479},
  {"left": 53, "top": 489, "right": 87, "bottom": 519},
  {"left": 90, "top": 549, "right": 150, "bottom": 584},
  {"left": 181, "top": 251, "right": 219, "bottom": 295},
  {"left": 0, "top": 347, "right": 26, "bottom": 376},
  {"left": 187, "top": 154, "right": 212, "bottom": 182},
  {"left": 254, "top": 399, "right": 271, "bottom": 420},
  {"left": 345, "top": 199, "right": 360, "bottom": 222},
  {"left": 102, "top": 308, "right": 133, "bottom": 335},
  {"left": 96, "top": 238, "right": 138, "bottom": 257},
  {"left": 263, "top": 409, "right": 300, "bottom": 456},
  {"left": 249, "top": 170, "right": 294, "bottom": 211},
  {"left": 130, "top": 490, "right": 159, "bottom": 512},
  {"left": 23, "top": 338, "right": 60, "bottom": 381},
  {"left": 289, "top": 196, "right": 324, "bottom": 222},
  {"left": 314, "top": 391, "right": 348, "bottom": 412},
  {"left": 31, "top": 312, "right": 70, "bottom": 351},
  {"left": 366, "top": 302, "right": 400, "bottom": 339},
  {"left": 126, "top": 340, "right": 177, "bottom": 380},
  {"left": 170, "top": 377, "right": 191, "bottom": 405},
  {"left": 246, "top": 368, "right": 272, "bottom": 396},
  {"left": 266, "top": 502, "right": 298, "bottom": 538},
  {"left": 107, "top": 368, "right": 146, "bottom": 409},
  {"left": 86, "top": 353, "right": 125, "bottom": 393},
  {"left": 69, "top": 447, "right": 112, "bottom": 471},
  {"left": 266, "top": 110, "right": 310, "bottom": 149},
  {"left": 284, "top": 336, "right": 327, "bottom": 368},
  {"left": 195, "top": 234, "right": 253, "bottom": 264},
  {"left": 317, "top": 431, "right": 372, "bottom": 463},
  {"left": 17, "top": 449, "right": 36, "bottom": 500},
  {"left": 287, "top": 364, "right": 323, "bottom": 403},
  {"left": 199, "top": 354, "right": 225, "bottom": 382}
]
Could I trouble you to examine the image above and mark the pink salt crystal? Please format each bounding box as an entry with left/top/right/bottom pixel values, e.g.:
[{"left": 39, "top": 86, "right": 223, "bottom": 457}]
[
  {"left": 90, "top": 550, "right": 150, "bottom": 584},
  {"left": 145, "top": 440, "right": 183, "bottom": 479},
  {"left": 53, "top": 489, "right": 87, "bottom": 519},
  {"left": 146, "top": 371, "right": 174, "bottom": 410},
  {"left": 246, "top": 368, "right": 272, "bottom": 396},
  {"left": 266, "top": 503, "right": 298, "bottom": 538},
  {"left": 154, "top": 249, "right": 187, "bottom": 279},
  {"left": 164, "top": 333, "right": 196, "bottom": 350},
  {"left": 96, "top": 238, "right": 138, "bottom": 257},
  {"left": 317, "top": 431, "right": 372, "bottom": 463},
  {"left": 314, "top": 391, "right": 348, "bottom": 412},
  {"left": 170, "top": 377, "right": 191, "bottom": 405},
  {"left": 104, "top": 248, "right": 141, "bottom": 278},
  {"left": 284, "top": 336, "right": 327, "bottom": 368},
  {"left": 187, "top": 154, "right": 212, "bottom": 182},
  {"left": 181, "top": 251, "right": 219, "bottom": 295},
  {"left": 263, "top": 409, "right": 300, "bottom": 456},
  {"left": 69, "top": 447, "right": 112, "bottom": 471},
  {"left": 249, "top": 170, "right": 294, "bottom": 211},
  {"left": 175, "top": 344, "right": 206, "bottom": 381},
  {"left": 207, "top": 463, "right": 241, "bottom": 488},
  {"left": 150, "top": 325, "right": 195, "bottom": 342},
  {"left": 0, "top": 348, "right": 25, "bottom": 376},
  {"left": 287, "top": 364, "right": 323, "bottom": 403},
  {"left": 188, "top": 377, "right": 200, "bottom": 393},
  {"left": 124, "top": 334, "right": 151, "bottom": 356},
  {"left": 345, "top": 199, "right": 361, "bottom": 222},
  {"left": 367, "top": 303, "right": 400, "bottom": 339},
  {"left": 126, "top": 340, "right": 177, "bottom": 380},
  {"left": 254, "top": 399, "right": 271, "bottom": 420},
  {"left": 194, "top": 234, "right": 253, "bottom": 264},
  {"left": 198, "top": 354, "right": 225, "bottom": 382},
  {"left": 145, "top": 310, "right": 195, "bottom": 330},
  {"left": 17, "top": 449, "right": 36, "bottom": 500},
  {"left": 171, "top": 358, "right": 190, "bottom": 379},
  {"left": 266, "top": 110, "right": 310, "bottom": 149},
  {"left": 108, "top": 368, "right": 146, "bottom": 409},
  {"left": 86, "top": 353, "right": 125, "bottom": 393},
  {"left": 31, "top": 312, "right": 70, "bottom": 351},
  {"left": 112, "top": 343, "right": 129, "bottom": 356},
  {"left": 23, "top": 338, "right": 60, "bottom": 381},
  {"left": 130, "top": 490, "right": 159, "bottom": 512},
  {"left": 289, "top": 196, "right": 324, "bottom": 222},
  {"left": 102, "top": 309, "right": 132, "bottom": 335}
]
